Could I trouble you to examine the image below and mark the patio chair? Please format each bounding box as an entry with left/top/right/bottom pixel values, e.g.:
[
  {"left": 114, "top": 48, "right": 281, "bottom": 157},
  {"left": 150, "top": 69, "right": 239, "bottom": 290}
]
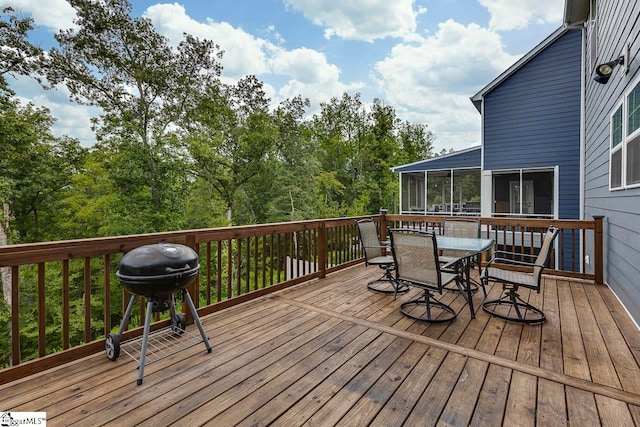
[
  {"left": 356, "top": 219, "right": 407, "bottom": 298},
  {"left": 481, "top": 226, "right": 559, "bottom": 324},
  {"left": 389, "top": 228, "right": 460, "bottom": 323},
  {"left": 439, "top": 218, "right": 484, "bottom": 295}
]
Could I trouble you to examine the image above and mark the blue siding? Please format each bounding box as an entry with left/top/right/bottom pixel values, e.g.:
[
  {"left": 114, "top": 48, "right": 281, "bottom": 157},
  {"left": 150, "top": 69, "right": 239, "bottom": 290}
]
[
  {"left": 394, "top": 147, "right": 480, "bottom": 172},
  {"left": 580, "top": 0, "right": 640, "bottom": 324},
  {"left": 483, "top": 30, "right": 582, "bottom": 220}
]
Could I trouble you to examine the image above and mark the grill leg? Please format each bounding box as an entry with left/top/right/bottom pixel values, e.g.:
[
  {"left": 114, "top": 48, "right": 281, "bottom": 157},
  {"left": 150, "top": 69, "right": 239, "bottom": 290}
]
[
  {"left": 137, "top": 300, "right": 154, "bottom": 385},
  {"left": 182, "top": 289, "right": 212, "bottom": 353},
  {"left": 118, "top": 295, "right": 137, "bottom": 338}
]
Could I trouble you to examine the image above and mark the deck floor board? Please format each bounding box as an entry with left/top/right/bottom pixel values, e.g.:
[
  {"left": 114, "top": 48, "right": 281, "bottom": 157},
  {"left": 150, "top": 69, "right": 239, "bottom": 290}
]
[{"left": 2, "top": 263, "right": 640, "bottom": 426}]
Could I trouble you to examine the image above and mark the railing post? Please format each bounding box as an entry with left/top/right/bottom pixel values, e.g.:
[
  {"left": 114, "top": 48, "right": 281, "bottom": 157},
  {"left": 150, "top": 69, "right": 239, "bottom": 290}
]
[
  {"left": 319, "top": 221, "right": 327, "bottom": 278},
  {"left": 379, "top": 209, "right": 388, "bottom": 245},
  {"left": 593, "top": 215, "right": 604, "bottom": 285}
]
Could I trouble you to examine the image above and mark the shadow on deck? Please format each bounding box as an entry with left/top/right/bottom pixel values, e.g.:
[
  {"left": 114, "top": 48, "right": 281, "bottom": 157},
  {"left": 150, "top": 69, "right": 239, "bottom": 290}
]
[{"left": 2, "top": 264, "right": 640, "bottom": 426}]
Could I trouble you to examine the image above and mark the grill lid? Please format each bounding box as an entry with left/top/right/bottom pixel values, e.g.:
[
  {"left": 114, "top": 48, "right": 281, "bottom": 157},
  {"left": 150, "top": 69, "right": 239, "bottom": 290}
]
[{"left": 117, "top": 243, "right": 199, "bottom": 278}]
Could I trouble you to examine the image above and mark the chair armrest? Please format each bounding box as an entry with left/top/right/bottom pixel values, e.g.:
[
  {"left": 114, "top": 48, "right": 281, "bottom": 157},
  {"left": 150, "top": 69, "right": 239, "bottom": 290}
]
[
  {"left": 486, "top": 254, "right": 546, "bottom": 269},
  {"left": 440, "top": 259, "right": 459, "bottom": 270},
  {"left": 494, "top": 250, "right": 537, "bottom": 260},
  {"left": 362, "top": 244, "right": 387, "bottom": 250}
]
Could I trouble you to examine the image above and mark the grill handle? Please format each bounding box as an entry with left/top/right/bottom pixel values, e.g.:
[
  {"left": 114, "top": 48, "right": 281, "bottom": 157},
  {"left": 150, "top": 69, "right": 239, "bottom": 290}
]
[{"left": 164, "top": 264, "right": 192, "bottom": 274}]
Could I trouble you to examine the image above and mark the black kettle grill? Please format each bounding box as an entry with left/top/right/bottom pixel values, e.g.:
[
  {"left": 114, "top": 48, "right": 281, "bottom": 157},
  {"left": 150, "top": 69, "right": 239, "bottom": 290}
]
[{"left": 105, "top": 243, "right": 212, "bottom": 385}]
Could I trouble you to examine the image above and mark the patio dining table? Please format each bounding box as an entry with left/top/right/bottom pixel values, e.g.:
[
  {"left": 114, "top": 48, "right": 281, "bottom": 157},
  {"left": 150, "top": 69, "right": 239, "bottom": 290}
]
[{"left": 436, "top": 235, "right": 494, "bottom": 318}]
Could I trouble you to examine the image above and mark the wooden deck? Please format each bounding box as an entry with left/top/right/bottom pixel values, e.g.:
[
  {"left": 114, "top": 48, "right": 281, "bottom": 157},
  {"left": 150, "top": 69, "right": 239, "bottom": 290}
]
[{"left": 2, "top": 263, "right": 640, "bottom": 426}]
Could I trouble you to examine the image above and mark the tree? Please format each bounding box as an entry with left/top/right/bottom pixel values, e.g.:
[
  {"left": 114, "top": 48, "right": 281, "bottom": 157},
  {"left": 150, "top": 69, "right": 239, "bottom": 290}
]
[
  {"left": 0, "top": 97, "right": 86, "bottom": 242},
  {"left": 250, "top": 95, "right": 320, "bottom": 222},
  {"left": 312, "top": 93, "right": 368, "bottom": 214},
  {"left": 0, "top": 7, "right": 45, "bottom": 93},
  {"left": 46, "top": 0, "right": 223, "bottom": 232},
  {"left": 361, "top": 99, "right": 400, "bottom": 212},
  {"left": 186, "top": 76, "right": 278, "bottom": 224},
  {"left": 397, "top": 120, "right": 435, "bottom": 165},
  {"left": 0, "top": 8, "right": 47, "bottom": 361}
]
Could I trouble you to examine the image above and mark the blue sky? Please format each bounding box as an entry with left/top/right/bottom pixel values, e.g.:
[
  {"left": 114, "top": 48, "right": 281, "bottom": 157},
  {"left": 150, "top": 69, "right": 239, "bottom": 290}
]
[{"left": 3, "top": 0, "right": 565, "bottom": 152}]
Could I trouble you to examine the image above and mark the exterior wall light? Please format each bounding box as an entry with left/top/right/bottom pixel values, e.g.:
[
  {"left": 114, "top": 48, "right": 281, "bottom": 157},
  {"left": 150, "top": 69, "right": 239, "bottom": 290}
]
[{"left": 594, "top": 56, "right": 625, "bottom": 84}]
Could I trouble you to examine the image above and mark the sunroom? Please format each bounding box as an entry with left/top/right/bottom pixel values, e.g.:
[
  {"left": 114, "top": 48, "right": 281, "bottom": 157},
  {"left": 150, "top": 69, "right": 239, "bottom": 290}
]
[{"left": 393, "top": 146, "right": 481, "bottom": 216}]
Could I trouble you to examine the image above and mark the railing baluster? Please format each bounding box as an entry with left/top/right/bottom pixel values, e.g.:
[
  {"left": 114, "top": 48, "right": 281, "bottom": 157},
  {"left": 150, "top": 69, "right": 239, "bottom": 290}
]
[
  {"left": 62, "top": 260, "right": 70, "bottom": 350},
  {"left": 261, "top": 235, "right": 266, "bottom": 289},
  {"left": 236, "top": 238, "right": 242, "bottom": 297},
  {"left": 245, "top": 236, "right": 250, "bottom": 293},
  {"left": 38, "top": 263, "right": 45, "bottom": 358},
  {"left": 206, "top": 242, "right": 212, "bottom": 305},
  {"left": 11, "top": 265, "right": 19, "bottom": 365},
  {"left": 216, "top": 240, "right": 222, "bottom": 302},
  {"left": 254, "top": 235, "right": 259, "bottom": 290},
  {"left": 104, "top": 255, "right": 111, "bottom": 337},
  {"left": 559, "top": 229, "right": 565, "bottom": 270},
  {"left": 84, "top": 257, "right": 92, "bottom": 344},
  {"left": 571, "top": 229, "right": 576, "bottom": 271},
  {"left": 226, "top": 239, "right": 232, "bottom": 299}
]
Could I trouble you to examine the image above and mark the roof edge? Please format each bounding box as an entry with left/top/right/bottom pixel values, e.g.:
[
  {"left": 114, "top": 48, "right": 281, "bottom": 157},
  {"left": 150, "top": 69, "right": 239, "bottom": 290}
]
[
  {"left": 469, "top": 26, "right": 568, "bottom": 113},
  {"left": 563, "top": 0, "right": 590, "bottom": 28},
  {"left": 391, "top": 145, "right": 481, "bottom": 172}
]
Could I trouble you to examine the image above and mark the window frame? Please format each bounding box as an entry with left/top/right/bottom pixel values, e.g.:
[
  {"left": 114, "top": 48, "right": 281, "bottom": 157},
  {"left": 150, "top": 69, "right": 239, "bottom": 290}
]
[
  {"left": 609, "top": 101, "right": 624, "bottom": 190},
  {"left": 609, "top": 73, "right": 640, "bottom": 190},
  {"left": 491, "top": 167, "right": 555, "bottom": 218}
]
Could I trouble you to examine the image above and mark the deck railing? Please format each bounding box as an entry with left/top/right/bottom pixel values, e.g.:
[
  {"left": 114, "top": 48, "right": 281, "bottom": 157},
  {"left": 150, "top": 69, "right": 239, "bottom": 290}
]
[
  {"left": 384, "top": 214, "right": 603, "bottom": 283},
  {"left": 0, "top": 214, "right": 603, "bottom": 384}
]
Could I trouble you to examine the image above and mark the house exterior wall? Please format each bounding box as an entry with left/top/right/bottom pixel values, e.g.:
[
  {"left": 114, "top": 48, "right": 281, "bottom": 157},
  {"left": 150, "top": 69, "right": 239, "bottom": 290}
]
[
  {"left": 580, "top": 0, "right": 640, "bottom": 323},
  {"left": 482, "top": 30, "right": 583, "bottom": 220}
]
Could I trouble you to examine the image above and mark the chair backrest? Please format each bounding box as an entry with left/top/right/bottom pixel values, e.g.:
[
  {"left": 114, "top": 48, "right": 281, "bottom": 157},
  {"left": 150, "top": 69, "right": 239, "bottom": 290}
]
[
  {"left": 390, "top": 228, "right": 442, "bottom": 290},
  {"left": 356, "top": 219, "right": 383, "bottom": 261},
  {"left": 442, "top": 218, "right": 481, "bottom": 258},
  {"left": 533, "top": 226, "right": 560, "bottom": 279}
]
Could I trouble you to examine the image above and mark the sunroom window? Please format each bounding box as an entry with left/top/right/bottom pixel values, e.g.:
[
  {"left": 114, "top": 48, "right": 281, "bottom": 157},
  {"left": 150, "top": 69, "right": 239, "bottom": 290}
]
[
  {"left": 399, "top": 169, "right": 480, "bottom": 215},
  {"left": 492, "top": 169, "right": 554, "bottom": 218}
]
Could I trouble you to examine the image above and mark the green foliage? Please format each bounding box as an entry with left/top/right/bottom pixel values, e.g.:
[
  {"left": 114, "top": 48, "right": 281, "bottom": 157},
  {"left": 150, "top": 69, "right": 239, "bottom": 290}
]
[
  {"left": 46, "top": 0, "right": 223, "bottom": 232},
  {"left": 0, "top": 7, "right": 45, "bottom": 93},
  {"left": 0, "top": 0, "right": 443, "bottom": 362},
  {"left": 0, "top": 96, "right": 87, "bottom": 242}
]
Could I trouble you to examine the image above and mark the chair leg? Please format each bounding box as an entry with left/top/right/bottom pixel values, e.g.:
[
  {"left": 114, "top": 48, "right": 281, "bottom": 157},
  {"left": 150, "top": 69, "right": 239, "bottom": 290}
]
[
  {"left": 367, "top": 265, "right": 408, "bottom": 298},
  {"left": 477, "top": 256, "right": 487, "bottom": 297},
  {"left": 442, "top": 259, "right": 482, "bottom": 295},
  {"left": 482, "top": 285, "right": 545, "bottom": 324},
  {"left": 400, "top": 289, "right": 457, "bottom": 323}
]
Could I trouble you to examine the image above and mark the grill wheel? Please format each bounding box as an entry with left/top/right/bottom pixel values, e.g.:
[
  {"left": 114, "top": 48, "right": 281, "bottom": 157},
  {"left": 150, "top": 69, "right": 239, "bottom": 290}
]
[{"left": 105, "top": 333, "right": 120, "bottom": 361}]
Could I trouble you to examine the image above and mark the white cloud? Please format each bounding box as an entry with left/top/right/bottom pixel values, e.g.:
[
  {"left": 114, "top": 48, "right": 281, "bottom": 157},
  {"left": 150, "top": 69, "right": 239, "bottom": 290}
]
[
  {"left": 0, "top": 0, "right": 76, "bottom": 31},
  {"left": 272, "top": 48, "right": 340, "bottom": 84},
  {"left": 144, "top": 3, "right": 272, "bottom": 79},
  {"left": 373, "top": 20, "right": 521, "bottom": 151},
  {"left": 270, "top": 47, "right": 364, "bottom": 110},
  {"left": 283, "top": 0, "right": 425, "bottom": 42},
  {"left": 479, "top": 0, "right": 563, "bottom": 31},
  {"left": 146, "top": 4, "right": 363, "bottom": 113}
]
